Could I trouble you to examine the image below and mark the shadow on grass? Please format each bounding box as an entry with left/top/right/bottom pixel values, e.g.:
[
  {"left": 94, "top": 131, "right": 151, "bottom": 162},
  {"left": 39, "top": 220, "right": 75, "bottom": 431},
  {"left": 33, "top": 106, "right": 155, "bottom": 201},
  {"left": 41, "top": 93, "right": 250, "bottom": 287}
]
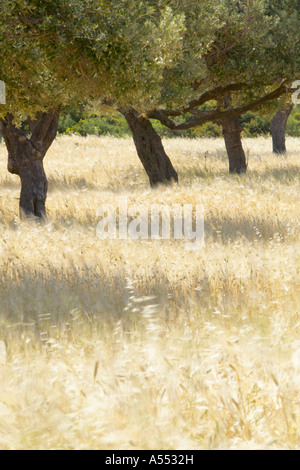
[
  {"left": 47, "top": 176, "right": 99, "bottom": 191},
  {"left": 205, "top": 213, "right": 297, "bottom": 243},
  {"left": 178, "top": 162, "right": 300, "bottom": 185},
  {"left": 0, "top": 264, "right": 190, "bottom": 353},
  {"left": 2, "top": 159, "right": 297, "bottom": 195},
  {"left": 48, "top": 211, "right": 297, "bottom": 243},
  {"left": 249, "top": 164, "right": 300, "bottom": 184},
  {"left": 47, "top": 166, "right": 148, "bottom": 192},
  {"left": 0, "top": 179, "right": 19, "bottom": 190}
]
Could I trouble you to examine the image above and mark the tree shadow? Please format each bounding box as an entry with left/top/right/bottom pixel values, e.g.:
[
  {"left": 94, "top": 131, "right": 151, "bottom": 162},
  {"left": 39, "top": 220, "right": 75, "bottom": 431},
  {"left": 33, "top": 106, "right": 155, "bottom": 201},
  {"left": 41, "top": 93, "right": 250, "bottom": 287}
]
[
  {"left": 47, "top": 176, "right": 99, "bottom": 191},
  {"left": 205, "top": 213, "right": 297, "bottom": 243},
  {"left": 249, "top": 164, "right": 300, "bottom": 184},
  {"left": 178, "top": 160, "right": 300, "bottom": 185},
  {"left": 0, "top": 178, "right": 19, "bottom": 190},
  {"left": 0, "top": 263, "right": 179, "bottom": 351}
]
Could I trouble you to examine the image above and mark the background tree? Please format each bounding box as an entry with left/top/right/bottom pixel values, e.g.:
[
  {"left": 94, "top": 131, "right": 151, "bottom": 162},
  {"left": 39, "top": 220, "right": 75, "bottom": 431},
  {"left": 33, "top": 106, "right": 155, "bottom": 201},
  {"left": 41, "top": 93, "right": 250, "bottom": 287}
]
[
  {"left": 271, "top": 105, "right": 294, "bottom": 154},
  {"left": 145, "top": 0, "right": 300, "bottom": 174},
  {"left": 58, "top": 0, "right": 299, "bottom": 181},
  {"left": 120, "top": 106, "right": 178, "bottom": 186},
  {"left": 66, "top": 0, "right": 185, "bottom": 187}
]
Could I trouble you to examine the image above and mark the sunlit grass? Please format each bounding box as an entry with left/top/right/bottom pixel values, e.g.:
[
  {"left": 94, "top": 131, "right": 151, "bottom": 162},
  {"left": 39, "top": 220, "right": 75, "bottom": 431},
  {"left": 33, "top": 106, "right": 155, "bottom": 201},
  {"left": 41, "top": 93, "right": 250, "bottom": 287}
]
[{"left": 0, "top": 135, "right": 299, "bottom": 449}]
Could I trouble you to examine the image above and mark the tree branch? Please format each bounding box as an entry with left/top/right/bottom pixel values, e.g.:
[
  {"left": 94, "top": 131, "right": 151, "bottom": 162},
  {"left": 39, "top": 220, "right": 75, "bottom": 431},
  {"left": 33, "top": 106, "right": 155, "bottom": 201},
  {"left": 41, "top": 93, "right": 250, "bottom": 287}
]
[
  {"left": 28, "top": 109, "right": 59, "bottom": 153},
  {"left": 148, "top": 81, "right": 289, "bottom": 130},
  {"left": 150, "top": 82, "right": 248, "bottom": 118}
]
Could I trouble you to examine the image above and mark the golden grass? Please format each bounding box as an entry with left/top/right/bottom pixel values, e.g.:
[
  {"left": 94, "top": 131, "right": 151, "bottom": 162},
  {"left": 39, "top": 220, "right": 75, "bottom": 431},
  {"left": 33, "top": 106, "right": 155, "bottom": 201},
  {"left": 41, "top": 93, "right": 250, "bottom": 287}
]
[{"left": 0, "top": 135, "right": 299, "bottom": 449}]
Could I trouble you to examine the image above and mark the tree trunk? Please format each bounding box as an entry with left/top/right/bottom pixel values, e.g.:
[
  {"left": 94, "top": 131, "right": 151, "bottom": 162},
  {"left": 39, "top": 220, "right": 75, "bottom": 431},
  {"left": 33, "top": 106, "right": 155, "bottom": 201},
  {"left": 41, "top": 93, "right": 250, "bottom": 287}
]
[
  {"left": 120, "top": 107, "right": 178, "bottom": 187},
  {"left": 221, "top": 114, "right": 247, "bottom": 174},
  {"left": 0, "top": 110, "right": 59, "bottom": 219},
  {"left": 271, "top": 105, "right": 293, "bottom": 154}
]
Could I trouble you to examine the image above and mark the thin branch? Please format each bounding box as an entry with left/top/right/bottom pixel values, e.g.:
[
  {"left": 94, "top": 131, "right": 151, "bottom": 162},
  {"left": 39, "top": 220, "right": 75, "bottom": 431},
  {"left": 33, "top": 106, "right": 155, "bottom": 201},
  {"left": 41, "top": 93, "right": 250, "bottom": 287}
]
[
  {"left": 148, "top": 81, "right": 289, "bottom": 130},
  {"left": 150, "top": 82, "right": 248, "bottom": 118}
]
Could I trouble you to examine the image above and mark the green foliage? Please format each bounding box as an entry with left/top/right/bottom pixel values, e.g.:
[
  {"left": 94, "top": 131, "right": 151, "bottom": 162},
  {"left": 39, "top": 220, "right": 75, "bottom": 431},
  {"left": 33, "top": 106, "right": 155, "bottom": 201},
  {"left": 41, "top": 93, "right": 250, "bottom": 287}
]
[
  {"left": 286, "top": 117, "right": 300, "bottom": 136},
  {"left": 157, "top": 0, "right": 300, "bottom": 114},
  {"left": 0, "top": 1, "right": 186, "bottom": 119},
  {"left": 58, "top": 113, "right": 131, "bottom": 137},
  {"left": 192, "top": 122, "right": 223, "bottom": 138},
  {"left": 1, "top": 0, "right": 299, "bottom": 131},
  {"left": 286, "top": 105, "right": 300, "bottom": 137},
  {"left": 240, "top": 113, "right": 271, "bottom": 137},
  {"left": 58, "top": 107, "right": 300, "bottom": 139},
  {"left": 0, "top": 0, "right": 84, "bottom": 120},
  {"left": 58, "top": 104, "right": 300, "bottom": 138}
]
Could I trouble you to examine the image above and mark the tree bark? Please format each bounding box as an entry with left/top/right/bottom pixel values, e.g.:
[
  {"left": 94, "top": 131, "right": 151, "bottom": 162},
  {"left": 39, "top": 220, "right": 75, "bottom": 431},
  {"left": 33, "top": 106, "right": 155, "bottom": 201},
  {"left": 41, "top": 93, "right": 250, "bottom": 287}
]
[
  {"left": 221, "top": 114, "right": 247, "bottom": 174},
  {"left": 0, "top": 110, "right": 59, "bottom": 219},
  {"left": 120, "top": 107, "right": 178, "bottom": 187},
  {"left": 271, "top": 105, "right": 293, "bottom": 154}
]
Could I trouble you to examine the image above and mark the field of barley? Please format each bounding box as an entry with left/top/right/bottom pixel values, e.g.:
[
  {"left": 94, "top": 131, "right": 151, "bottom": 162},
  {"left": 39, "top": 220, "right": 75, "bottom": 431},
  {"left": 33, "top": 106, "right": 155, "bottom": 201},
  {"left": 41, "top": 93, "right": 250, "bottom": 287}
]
[{"left": 0, "top": 135, "right": 299, "bottom": 450}]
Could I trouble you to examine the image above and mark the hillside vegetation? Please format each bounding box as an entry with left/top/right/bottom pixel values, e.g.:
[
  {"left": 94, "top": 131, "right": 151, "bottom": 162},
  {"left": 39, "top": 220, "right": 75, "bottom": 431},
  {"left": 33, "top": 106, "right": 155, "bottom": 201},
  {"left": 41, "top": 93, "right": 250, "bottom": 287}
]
[{"left": 57, "top": 106, "right": 300, "bottom": 138}]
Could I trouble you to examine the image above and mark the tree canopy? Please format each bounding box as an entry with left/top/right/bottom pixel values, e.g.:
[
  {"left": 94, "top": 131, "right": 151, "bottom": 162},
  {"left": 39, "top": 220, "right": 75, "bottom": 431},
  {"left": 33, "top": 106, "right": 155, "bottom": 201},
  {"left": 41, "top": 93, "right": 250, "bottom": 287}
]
[
  {"left": 0, "top": 0, "right": 187, "bottom": 119},
  {"left": 144, "top": 0, "right": 300, "bottom": 130},
  {"left": 1, "top": 0, "right": 299, "bottom": 122},
  {"left": 0, "top": 0, "right": 299, "bottom": 203}
]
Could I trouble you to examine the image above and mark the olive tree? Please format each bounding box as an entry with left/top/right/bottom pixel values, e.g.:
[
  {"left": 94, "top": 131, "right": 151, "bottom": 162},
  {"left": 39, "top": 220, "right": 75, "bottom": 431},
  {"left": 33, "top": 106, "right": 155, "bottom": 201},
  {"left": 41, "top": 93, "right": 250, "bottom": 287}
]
[
  {"left": 271, "top": 105, "right": 294, "bottom": 154},
  {"left": 0, "top": 0, "right": 184, "bottom": 214},
  {"left": 145, "top": 0, "right": 300, "bottom": 174},
  {"left": 0, "top": 1, "right": 68, "bottom": 218}
]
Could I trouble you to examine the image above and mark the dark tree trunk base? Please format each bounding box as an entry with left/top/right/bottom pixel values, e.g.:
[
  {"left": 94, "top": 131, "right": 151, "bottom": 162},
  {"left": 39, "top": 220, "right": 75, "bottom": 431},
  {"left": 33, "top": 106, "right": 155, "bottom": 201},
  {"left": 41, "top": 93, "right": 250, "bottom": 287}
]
[
  {"left": 271, "top": 105, "right": 293, "bottom": 154},
  {"left": 120, "top": 107, "right": 178, "bottom": 187},
  {"left": 221, "top": 115, "right": 247, "bottom": 174},
  {"left": 0, "top": 111, "right": 58, "bottom": 219},
  {"left": 19, "top": 161, "right": 48, "bottom": 219}
]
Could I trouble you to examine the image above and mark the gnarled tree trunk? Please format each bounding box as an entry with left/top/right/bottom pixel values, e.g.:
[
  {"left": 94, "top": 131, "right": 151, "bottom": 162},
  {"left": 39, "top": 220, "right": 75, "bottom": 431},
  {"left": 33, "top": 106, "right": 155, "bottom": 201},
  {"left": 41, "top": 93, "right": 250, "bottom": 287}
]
[
  {"left": 271, "top": 105, "right": 293, "bottom": 154},
  {"left": 120, "top": 107, "right": 178, "bottom": 187},
  {"left": 0, "top": 110, "right": 59, "bottom": 219},
  {"left": 221, "top": 114, "right": 247, "bottom": 174}
]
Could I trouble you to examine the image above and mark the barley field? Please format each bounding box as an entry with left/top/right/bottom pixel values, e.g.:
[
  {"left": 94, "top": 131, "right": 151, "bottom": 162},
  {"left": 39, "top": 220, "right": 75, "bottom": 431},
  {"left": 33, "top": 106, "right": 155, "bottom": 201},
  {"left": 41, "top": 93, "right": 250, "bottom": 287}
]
[{"left": 0, "top": 135, "right": 299, "bottom": 450}]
